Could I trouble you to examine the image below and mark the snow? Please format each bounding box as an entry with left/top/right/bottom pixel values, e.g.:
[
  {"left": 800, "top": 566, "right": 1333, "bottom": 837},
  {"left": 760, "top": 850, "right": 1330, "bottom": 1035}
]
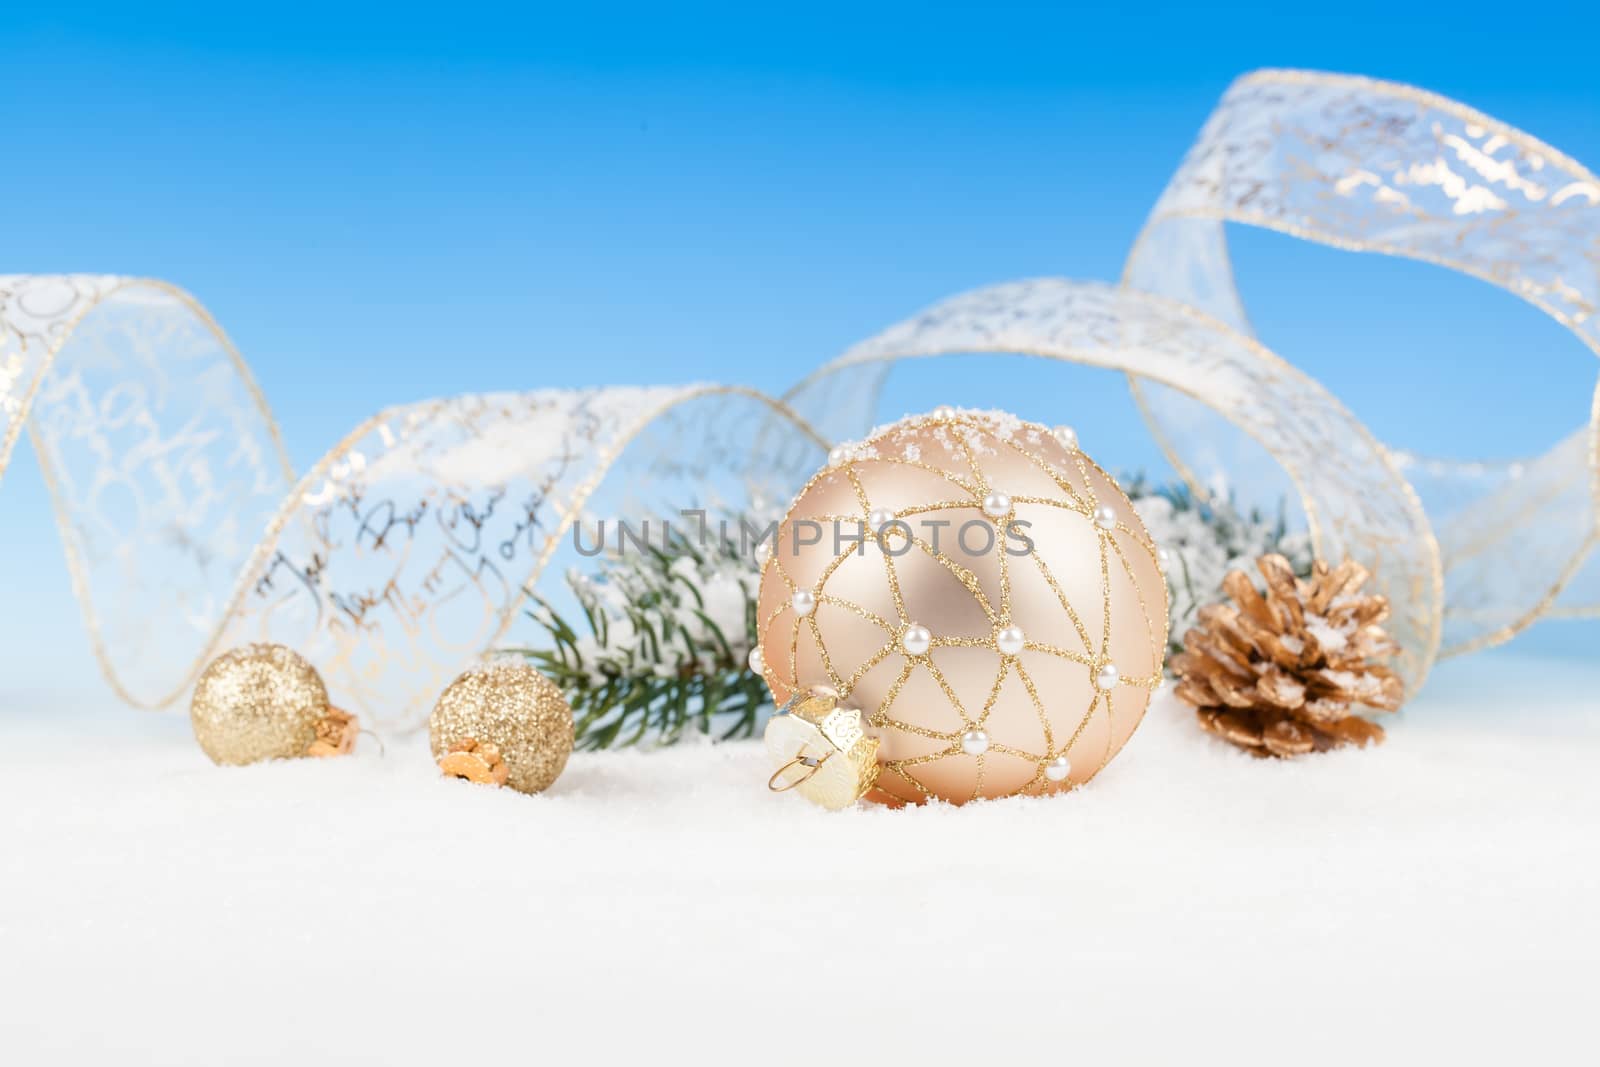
[
  {"left": 1305, "top": 614, "right": 1351, "bottom": 654},
  {"left": 2, "top": 649, "right": 1597, "bottom": 1065},
  {"left": 1131, "top": 491, "right": 1314, "bottom": 645}
]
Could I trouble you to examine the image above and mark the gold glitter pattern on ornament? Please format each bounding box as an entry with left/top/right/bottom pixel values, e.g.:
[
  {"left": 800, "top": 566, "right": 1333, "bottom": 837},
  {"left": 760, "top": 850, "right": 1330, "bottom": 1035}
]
[
  {"left": 190, "top": 644, "right": 331, "bottom": 765},
  {"left": 756, "top": 410, "right": 1168, "bottom": 805},
  {"left": 429, "top": 661, "right": 574, "bottom": 795}
]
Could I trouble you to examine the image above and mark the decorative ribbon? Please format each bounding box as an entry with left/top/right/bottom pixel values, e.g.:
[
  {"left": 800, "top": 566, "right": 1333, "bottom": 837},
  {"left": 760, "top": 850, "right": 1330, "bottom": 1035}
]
[{"left": 3, "top": 69, "right": 1595, "bottom": 729}]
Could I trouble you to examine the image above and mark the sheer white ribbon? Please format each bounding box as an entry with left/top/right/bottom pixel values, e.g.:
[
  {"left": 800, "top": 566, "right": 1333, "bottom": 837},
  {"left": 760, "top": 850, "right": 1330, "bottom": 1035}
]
[{"left": 4, "top": 70, "right": 1594, "bottom": 728}]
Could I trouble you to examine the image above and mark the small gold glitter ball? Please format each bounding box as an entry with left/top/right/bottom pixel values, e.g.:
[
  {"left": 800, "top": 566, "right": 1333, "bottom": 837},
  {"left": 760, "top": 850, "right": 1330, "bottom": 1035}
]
[
  {"left": 190, "top": 644, "right": 335, "bottom": 765},
  {"left": 429, "top": 660, "right": 575, "bottom": 795}
]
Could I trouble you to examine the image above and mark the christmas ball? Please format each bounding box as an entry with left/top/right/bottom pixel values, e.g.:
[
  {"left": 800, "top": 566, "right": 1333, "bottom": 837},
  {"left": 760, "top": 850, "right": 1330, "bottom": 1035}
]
[
  {"left": 756, "top": 409, "right": 1168, "bottom": 804},
  {"left": 429, "top": 660, "right": 574, "bottom": 794},
  {"left": 190, "top": 643, "right": 356, "bottom": 765}
]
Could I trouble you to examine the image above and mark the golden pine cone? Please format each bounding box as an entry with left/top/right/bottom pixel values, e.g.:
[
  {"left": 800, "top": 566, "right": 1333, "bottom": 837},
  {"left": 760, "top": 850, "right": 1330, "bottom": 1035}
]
[{"left": 1171, "top": 554, "right": 1404, "bottom": 757}]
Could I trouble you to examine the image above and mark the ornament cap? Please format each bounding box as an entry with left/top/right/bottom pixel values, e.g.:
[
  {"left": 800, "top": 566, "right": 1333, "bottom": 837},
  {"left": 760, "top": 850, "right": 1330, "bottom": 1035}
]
[
  {"left": 763, "top": 689, "right": 879, "bottom": 811},
  {"left": 305, "top": 705, "right": 359, "bottom": 758},
  {"left": 437, "top": 736, "right": 511, "bottom": 786}
]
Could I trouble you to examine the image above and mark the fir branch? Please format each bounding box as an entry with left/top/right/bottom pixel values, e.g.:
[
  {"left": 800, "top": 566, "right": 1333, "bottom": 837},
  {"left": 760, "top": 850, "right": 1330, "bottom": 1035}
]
[
  {"left": 517, "top": 520, "right": 767, "bottom": 750},
  {"left": 1127, "top": 477, "right": 1314, "bottom": 654},
  {"left": 519, "top": 482, "right": 1312, "bottom": 748}
]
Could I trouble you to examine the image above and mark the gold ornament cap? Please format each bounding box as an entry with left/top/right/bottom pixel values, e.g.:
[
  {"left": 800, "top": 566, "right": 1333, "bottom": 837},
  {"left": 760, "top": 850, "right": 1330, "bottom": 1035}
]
[
  {"left": 764, "top": 689, "right": 880, "bottom": 811},
  {"left": 437, "top": 737, "right": 512, "bottom": 786},
  {"left": 429, "top": 659, "right": 574, "bottom": 795},
  {"left": 190, "top": 643, "right": 357, "bottom": 765}
]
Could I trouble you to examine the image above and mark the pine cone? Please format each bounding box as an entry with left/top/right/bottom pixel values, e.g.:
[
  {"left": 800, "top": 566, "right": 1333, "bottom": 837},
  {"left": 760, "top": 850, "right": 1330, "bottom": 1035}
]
[{"left": 1171, "top": 554, "right": 1404, "bottom": 757}]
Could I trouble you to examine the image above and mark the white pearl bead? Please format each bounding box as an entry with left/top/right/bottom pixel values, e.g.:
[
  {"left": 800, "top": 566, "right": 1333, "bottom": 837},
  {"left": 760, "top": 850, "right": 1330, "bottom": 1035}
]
[
  {"left": 901, "top": 624, "right": 932, "bottom": 657},
  {"left": 867, "top": 506, "right": 894, "bottom": 533},
  {"left": 982, "top": 490, "right": 1012, "bottom": 519},
  {"left": 961, "top": 728, "right": 989, "bottom": 755},
  {"left": 747, "top": 647, "right": 764, "bottom": 675},
  {"left": 933, "top": 405, "right": 955, "bottom": 417},
  {"left": 828, "top": 445, "right": 850, "bottom": 467},
  {"left": 753, "top": 541, "right": 771, "bottom": 565},
  {"left": 1044, "top": 755, "right": 1072, "bottom": 782},
  {"left": 996, "top": 624, "right": 1026, "bottom": 656},
  {"left": 791, "top": 589, "right": 816, "bottom": 616},
  {"left": 1053, "top": 425, "right": 1079, "bottom": 452},
  {"left": 1156, "top": 545, "right": 1170, "bottom": 569},
  {"left": 1095, "top": 662, "right": 1119, "bottom": 690},
  {"left": 1093, "top": 504, "right": 1118, "bottom": 531}
]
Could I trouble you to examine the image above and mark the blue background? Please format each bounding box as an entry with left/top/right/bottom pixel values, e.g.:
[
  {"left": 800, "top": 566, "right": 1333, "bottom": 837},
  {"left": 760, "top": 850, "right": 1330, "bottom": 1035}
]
[{"left": 3, "top": 1, "right": 1597, "bottom": 695}]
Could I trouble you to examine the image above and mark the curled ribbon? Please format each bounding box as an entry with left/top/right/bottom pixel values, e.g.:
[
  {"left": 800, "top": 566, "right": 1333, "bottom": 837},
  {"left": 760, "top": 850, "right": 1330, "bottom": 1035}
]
[{"left": 3, "top": 69, "right": 1595, "bottom": 729}]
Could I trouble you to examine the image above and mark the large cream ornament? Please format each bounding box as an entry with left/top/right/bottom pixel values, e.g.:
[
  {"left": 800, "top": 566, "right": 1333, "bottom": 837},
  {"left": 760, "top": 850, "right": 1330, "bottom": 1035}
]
[{"left": 756, "top": 409, "right": 1168, "bottom": 805}]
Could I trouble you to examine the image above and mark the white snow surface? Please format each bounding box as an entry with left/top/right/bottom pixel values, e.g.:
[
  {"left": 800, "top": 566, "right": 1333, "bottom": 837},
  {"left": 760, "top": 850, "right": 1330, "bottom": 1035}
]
[{"left": 2, "top": 650, "right": 1597, "bottom": 1065}]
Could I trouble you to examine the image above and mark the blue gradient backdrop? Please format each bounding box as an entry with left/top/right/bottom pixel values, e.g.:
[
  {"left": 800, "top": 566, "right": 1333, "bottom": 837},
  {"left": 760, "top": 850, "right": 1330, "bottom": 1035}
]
[{"left": 3, "top": 2, "right": 1597, "bottom": 697}]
